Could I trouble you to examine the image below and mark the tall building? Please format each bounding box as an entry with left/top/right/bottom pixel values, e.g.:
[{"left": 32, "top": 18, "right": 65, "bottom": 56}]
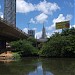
[
  {"left": 41, "top": 25, "right": 47, "bottom": 39},
  {"left": 4, "top": 0, "right": 16, "bottom": 27},
  {"left": 28, "top": 30, "right": 35, "bottom": 38},
  {"left": 37, "top": 25, "right": 47, "bottom": 42}
]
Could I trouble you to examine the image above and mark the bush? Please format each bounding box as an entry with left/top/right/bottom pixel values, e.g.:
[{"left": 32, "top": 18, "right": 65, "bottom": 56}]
[
  {"left": 10, "top": 39, "right": 38, "bottom": 57},
  {"left": 13, "top": 52, "right": 20, "bottom": 60},
  {"left": 40, "top": 28, "right": 75, "bottom": 57}
]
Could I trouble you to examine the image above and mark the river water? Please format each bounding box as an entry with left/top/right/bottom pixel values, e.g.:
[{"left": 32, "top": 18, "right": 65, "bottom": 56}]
[{"left": 0, "top": 57, "right": 75, "bottom": 75}]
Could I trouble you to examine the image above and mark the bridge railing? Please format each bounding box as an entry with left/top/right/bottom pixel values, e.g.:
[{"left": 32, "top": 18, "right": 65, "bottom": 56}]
[{"left": 0, "top": 17, "right": 28, "bottom": 37}]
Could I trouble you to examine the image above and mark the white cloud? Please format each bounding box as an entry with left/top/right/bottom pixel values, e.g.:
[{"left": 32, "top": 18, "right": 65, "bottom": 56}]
[
  {"left": 30, "top": 18, "right": 36, "bottom": 24},
  {"left": 36, "top": 0, "right": 60, "bottom": 15},
  {"left": 30, "top": 13, "right": 48, "bottom": 24},
  {"left": 23, "top": 14, "right": 73, "bottom": 39},
  {"left": 35, "top": 30, "right": 61, "bottom": 39},
  {"left": 23, "top": 27, "right": 37, "bottom": 38},
  {"left": 16, "top": 0, "right": 35, "bottom": 13},
  {"left": 0, "top": 12, "right": 3, "bottom": 19},
  {"left": 0, "top": 14, "right": 3, "bottom": 19},
  {"left": 16, "top": 0, "right": 60, "bottom": 15},
  {"left": 46, "top": 33, "right": 51, "bottom": 38},
  {"left": 73, "top": 25, "right": 75, "bottom": 28},
  {"left": 72, "top": 25, "right": 75, "bottom": 28},
  {"left": 46, "top": 24, "right": 55, "bottom": 31},
  {"left": 23, "top": 27, "right": 37, "bottom": 37},
  {"left": 29, "top": 0, "right": 60, "bottom": 24},
  {"left": 46, "top": 29, "right": 61, "bottom": 38},
  {"left": 66, "top": 14, "right": 72, "bottom": 21},
  {"left": 29, "top": 14, "right": 72, "bottom": 39},
  {"left": 22, "top": 28, "right": 42, "bottom": 39},
  {"left": 46, "top": 14, "right": 73, "bottom": 37},
  {"left": 35, "top": 31, "right": 42, "bottom": 39},
  {"left": 35, "top": 13, "right": 48, "bottom": 23},
  {"left": 0, "top": 5, "right": 3, "bottom": 19},
  {"left": 16, "top": 0, "right": 60, "bottom": 24},
  {"left": 22, "top": 28, "right": 28, "bottom": 34},
  {"left": 48, "top": 14, "right": 72, "bottom": 31},
  {"left": 53, "top": 14, "right": 65, "bottom": 23},
  {"left": 32, "top": 28, "right": 37, "bottom": 31}
]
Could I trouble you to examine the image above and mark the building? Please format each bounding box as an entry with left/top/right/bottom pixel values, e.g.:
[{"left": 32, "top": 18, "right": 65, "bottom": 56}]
[
  {"left": 41, "top": 25, "right": 47, "bottom": 39},
  {"left": 37, "top": 25, "right": 47, "bottom": 43},
  {"left": 28, "top": 30, "right": 35, "bottom": 38},
  {"left": 4, "top": 0, "right": 16, "bottom": 27}
]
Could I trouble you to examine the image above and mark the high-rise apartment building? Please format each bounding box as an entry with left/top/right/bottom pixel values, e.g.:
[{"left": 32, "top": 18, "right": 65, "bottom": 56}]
[
  {"left": 28, "top": 30, "right": 35, "bottom": 38},
  {"left": 4, "top": 0, "right": 16, "bottom": 27}
]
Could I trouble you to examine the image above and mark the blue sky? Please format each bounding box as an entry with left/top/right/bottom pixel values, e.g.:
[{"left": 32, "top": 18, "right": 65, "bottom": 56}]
[{"left": 0, "top": 0, "right": 75, "bottom": 38}]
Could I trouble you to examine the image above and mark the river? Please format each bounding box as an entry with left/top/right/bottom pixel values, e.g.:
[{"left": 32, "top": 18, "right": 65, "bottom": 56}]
[{"left": 0, "top": 57, "right": 75, "bottom": 75}]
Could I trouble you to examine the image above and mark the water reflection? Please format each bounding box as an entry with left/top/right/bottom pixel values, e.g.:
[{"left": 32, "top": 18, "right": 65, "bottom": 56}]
[
  {"left": 0, "top": 57, "right": 75, "bottom": 75},
  {"left": 41, "top": 58, "right": 75, "bottom": 75},
  {"left": 29, "top": 62, "right": 53, "bottom": 75}
]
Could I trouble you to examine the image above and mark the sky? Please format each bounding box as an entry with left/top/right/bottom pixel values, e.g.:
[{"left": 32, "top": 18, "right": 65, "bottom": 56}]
[{"left": 0, "top": 0, "right": 75, "bottom": 39}]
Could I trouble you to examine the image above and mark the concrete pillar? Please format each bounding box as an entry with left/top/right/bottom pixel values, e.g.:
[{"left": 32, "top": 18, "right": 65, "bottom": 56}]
[{"left": 0, "top": 41, "right": 6, "bottom": 50}]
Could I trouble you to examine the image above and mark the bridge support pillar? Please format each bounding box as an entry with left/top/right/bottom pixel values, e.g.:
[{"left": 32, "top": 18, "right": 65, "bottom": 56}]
[{"left": 0, "top": 41, "right": 6, "bottom": 51}]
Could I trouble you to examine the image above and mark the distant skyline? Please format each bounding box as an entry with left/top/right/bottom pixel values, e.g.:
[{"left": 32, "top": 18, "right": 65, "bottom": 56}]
[{"left": 0, "top": 0, "right": 75, "bottom": 39}]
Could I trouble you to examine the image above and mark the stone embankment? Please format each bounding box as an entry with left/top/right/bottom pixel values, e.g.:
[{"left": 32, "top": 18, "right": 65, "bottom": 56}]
[{"left": 0, "top": 51, "right": 13, "bottom": 62}]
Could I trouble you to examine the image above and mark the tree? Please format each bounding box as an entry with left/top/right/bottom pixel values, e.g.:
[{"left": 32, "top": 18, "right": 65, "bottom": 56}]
[
  {"left": 10, "top": 39, "right": 38, "bottom": 57},
  {"left": 40, "top": 28, "right": 75, "bottom": 57}
]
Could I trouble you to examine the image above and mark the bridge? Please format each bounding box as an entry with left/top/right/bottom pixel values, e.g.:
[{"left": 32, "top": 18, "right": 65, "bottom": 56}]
[{"left": 0, "top": 18, "right": 29, "bottom": 50}]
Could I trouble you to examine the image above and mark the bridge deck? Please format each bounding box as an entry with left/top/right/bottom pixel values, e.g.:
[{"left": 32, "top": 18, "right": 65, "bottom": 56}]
[{"left": 0, "top": 18, "right": 28, "bottom": 41}]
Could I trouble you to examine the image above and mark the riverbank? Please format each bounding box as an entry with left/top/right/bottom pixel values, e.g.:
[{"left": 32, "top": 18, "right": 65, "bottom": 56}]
[
  {"left": 0, "top": 51, "right": 21, "bottom": 62},
  {"left": 0, "top": 51, "right": 13, "bottom": 62},
  {"left": 0, "top": 51, "right": 13, "bottom": 58}
]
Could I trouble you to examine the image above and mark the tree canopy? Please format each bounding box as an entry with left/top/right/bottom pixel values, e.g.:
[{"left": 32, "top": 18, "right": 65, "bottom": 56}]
[
  {"left": 40, "top": 27, "right": 75, "bottom": 57},
  {"left": 10, "top": 27, "right": 75, "bottom": 57}
]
